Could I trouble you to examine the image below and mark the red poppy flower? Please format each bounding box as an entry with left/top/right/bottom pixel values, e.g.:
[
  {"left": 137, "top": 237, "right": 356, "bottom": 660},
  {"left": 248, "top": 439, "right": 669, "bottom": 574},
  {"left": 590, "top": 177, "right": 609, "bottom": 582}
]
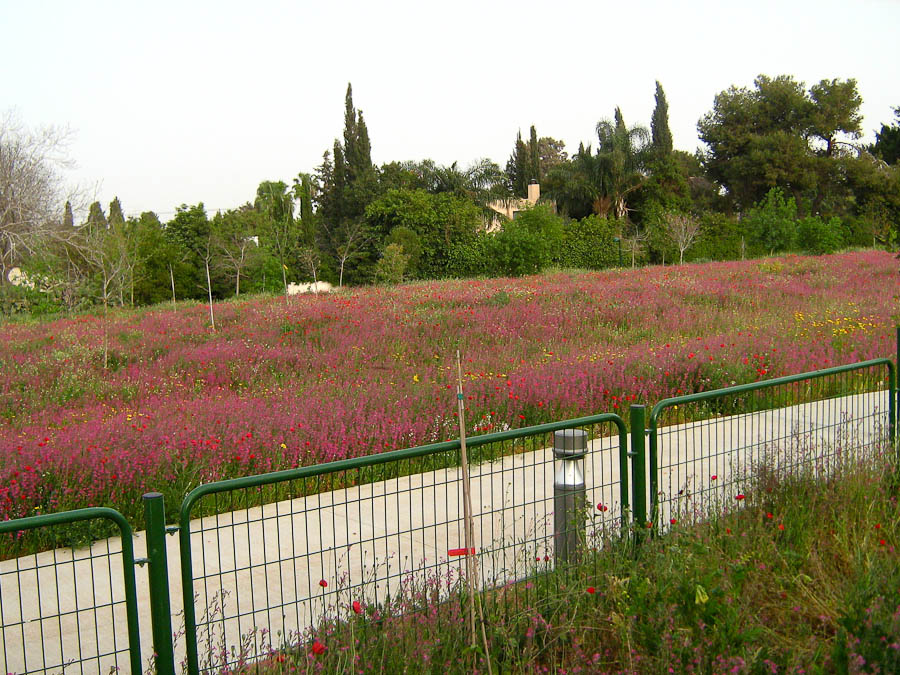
[
  {"left": 670, "top": 518, "right": 677, "bottom": 525},
  {"left": 766, "top": 512, "right": 773, "bottom": 519},
  {"left": 352, "top": 601, "right": 362, "bottom": 614},
  {"left": 735, "top": 494, "right": 745, "bottom": 501},
  {"left": 710, "top": 475, "right": 717, "bottom": 481},
  {"left": 319, "top": 579, "right": 328, "bottom": 588},
  {"left": 311, "top": 640, "right": 325, "bottom": 655},
  {"left": 586, "top": 587, "right": 596, "bottom": 594}
]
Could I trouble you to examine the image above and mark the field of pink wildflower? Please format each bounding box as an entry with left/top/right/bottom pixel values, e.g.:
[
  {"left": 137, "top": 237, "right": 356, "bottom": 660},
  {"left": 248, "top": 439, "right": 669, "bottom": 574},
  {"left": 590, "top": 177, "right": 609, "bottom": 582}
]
[{"left": 0, "top": 251, "right": 897, "bottom": 527}]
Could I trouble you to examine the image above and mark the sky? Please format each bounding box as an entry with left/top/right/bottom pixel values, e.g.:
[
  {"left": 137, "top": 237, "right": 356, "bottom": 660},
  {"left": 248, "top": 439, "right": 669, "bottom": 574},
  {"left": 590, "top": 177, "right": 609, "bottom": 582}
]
[{"left": 3, "top": 0, "right": 899, "bottom": 219}]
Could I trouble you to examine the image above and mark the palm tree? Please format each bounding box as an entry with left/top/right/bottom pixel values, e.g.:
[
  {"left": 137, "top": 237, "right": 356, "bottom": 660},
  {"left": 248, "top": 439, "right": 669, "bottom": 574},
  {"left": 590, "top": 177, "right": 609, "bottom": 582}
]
[
  {"left": 543, "top": 143, "right": 611, "bottom": 219},
  {"left": 418, "top": 159, "right": 510, "bottom": 208},
  {"left": 543, "top": 108, "right": 651, "bottom": 221},
  {"left": 595, "top": 108, "right": 651, "bottom": 220}
]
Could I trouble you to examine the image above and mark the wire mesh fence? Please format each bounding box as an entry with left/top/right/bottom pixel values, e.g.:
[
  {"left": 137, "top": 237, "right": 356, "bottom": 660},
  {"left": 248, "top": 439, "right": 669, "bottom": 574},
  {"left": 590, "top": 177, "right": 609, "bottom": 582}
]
[
  {"left": 647, "top": 359, "right": 895, "bottom": 530},
  {"left": 0, "top": 509, "right": 141, "bottom": 675},
  {"left": 177, "top": 414, "right": 627, "bottom": 673}
]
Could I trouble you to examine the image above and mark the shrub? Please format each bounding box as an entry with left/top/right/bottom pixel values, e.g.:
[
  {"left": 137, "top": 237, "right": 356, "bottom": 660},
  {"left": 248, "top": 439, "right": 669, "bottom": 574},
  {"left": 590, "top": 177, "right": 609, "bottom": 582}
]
[
  {"left": 374, "top": 244, "right": 410, "bottom": 285},
  {"left": 480, "top": 204, "right": 564, "bottom": 277},
  {"left": 559, "top": 215, "right": 618, "bottom": 269},
  {"left": 486, "top": 221, "right": 553, "bottom": 276},
  {"left": 445, "top": 234, "right": 491, "bottom": 278},
  {"left": 797, "top": 215, "right": 845, "bottom": 254},
  {"left": 744, "top": 187, "right": 798, "bottom": 254},
  {"left": 690, "top": 212, "right": 746, "bottom": 261},
  {"left": 385, "top": 226, "right": 423, "bottom": 277}
]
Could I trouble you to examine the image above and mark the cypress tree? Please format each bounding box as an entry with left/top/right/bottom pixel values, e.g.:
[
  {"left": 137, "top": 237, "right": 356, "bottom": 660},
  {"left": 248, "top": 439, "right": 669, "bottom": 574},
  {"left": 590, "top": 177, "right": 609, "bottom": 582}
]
[
  {"left": 355, "top": 110, "right": 372, "bottom": 175},
  {"left": 63, "top": 201, "right": 74, "bottom": 228},
  {"left": 331, "top": 141, "right": 347, "bottom": 223},
  {"left": 108, "top": 197, "right": 126, "bottom": 227},
  {"left": 529, "top": 125, "right": 540, "bottom": 183},
  {"left": 87, "top": 201, "right": 108, "bottom": 233},
  {"left": 651, "top": 80, "right": 674, "bottom": 158},
  {"left": 294, "top": 172, "right": 316, "bottom": 245},
  {"left": 506, "top": 130, "right": 528, "bottom": 198},
  {"left": 614, "top": 107, "right": 626, "bottom": 132},
  {"left": 343, "top": 83, "right": 358, "bottom": 174}
]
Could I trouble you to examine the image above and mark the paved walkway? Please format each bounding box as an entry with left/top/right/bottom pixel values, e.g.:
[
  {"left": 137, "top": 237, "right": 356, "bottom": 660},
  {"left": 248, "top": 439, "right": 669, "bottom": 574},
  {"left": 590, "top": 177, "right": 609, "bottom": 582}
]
[{"left": 0, "top": 390, "right": 891, "bottom": 674}]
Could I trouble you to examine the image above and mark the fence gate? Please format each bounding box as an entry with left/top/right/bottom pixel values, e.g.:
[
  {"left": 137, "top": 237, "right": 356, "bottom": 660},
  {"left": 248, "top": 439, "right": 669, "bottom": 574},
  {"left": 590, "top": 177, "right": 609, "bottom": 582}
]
[
  {"left": 0, "top": 508, "right": 142, "bottom": 675},
  {"left": 645, "top": 358, "right": 896, "bottom": 529},
  {"left": 176, "top": 414, "right": 628, "bottom": 674}
]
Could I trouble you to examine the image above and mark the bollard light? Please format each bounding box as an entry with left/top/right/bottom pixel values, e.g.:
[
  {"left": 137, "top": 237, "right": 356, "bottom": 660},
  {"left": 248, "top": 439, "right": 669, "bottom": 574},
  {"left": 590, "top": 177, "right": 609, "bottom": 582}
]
[{"left": 553, "top": 429, "right": 588, "bottom": 565}]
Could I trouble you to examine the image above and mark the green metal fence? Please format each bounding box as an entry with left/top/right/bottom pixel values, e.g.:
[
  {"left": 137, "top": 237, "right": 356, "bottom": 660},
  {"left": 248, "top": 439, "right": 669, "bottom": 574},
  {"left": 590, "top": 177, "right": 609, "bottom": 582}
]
[
  {"left": 643, "top": 358, "right": 896, "bottom": 530},
  {"left": 177, "top": 414, "right": 627, "bottom": 673},
  {"left": 0, "top": 508, "right": 142, "bottom": 675}
]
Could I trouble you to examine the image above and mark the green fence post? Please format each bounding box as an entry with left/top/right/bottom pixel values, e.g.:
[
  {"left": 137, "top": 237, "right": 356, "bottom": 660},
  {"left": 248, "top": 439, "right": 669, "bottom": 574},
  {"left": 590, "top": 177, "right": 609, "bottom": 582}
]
[
  {"left": 143, "top": 492, "right": 176, "bottom": 675},
  {"left": 629, "top": 405, "right": 648, "bottom": 541}
]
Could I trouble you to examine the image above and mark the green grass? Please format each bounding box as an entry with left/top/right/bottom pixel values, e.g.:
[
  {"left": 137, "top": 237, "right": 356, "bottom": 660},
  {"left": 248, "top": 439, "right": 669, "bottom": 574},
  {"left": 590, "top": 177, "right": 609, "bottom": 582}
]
[{"left": 237, "top": 453, "right": 900, "bottom": 674}]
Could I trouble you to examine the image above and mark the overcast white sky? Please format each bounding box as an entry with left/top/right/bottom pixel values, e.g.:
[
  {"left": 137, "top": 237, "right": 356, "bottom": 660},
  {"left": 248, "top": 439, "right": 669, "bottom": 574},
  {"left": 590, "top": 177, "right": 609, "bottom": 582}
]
[{"left": 3, "top": 0, "right": 899, "bottom": 219}]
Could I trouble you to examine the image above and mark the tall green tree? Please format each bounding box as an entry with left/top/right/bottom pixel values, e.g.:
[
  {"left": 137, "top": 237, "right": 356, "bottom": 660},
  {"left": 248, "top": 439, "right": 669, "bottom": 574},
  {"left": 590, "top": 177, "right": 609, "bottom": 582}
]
[
  {"left": 108, "top": 197, "right": 125, "bottom": 228},
  {"left": 506, "top": 131, "right": 529, "bottom": 198},
  {"left": 651, "top": 81, "right": 673, "bottom": 159},
  {"left": 314, "top": 84, "right": 380, "bottom": 284},
  {"left": 698, "top": 75, "right": 863, "bottom": 212},
  {"left": 528, "top": 125, "right": 540, "bottom": 184},
  {"left": 325, "top": 82, "right": 376, "bottom": 221}
]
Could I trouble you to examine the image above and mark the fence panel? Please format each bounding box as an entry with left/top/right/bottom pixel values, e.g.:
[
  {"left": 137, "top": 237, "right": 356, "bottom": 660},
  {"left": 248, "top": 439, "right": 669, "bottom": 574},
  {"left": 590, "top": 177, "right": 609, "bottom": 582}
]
[
  {"left": 647, "top": 358, "right": 895, "bottom": 529},
  {"left": 178, "top": 414, "right": 626, "bottom": 673},
  {"left": 0, "top": 509, "right": 141, "bottom": 675}
]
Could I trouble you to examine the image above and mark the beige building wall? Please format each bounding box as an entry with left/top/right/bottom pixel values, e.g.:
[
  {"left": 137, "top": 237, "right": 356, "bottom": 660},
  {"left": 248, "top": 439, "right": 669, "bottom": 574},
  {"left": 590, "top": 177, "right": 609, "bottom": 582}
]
[{"left": 486, "top": 182, "right": 551, "bottom": 232}]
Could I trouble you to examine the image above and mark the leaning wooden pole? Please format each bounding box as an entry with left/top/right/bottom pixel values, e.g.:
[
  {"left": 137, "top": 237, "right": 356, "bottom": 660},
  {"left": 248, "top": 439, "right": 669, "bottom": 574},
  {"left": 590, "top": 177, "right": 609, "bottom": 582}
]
[{"left": 455, "top": 350, "right": 477, "bottom": 649}]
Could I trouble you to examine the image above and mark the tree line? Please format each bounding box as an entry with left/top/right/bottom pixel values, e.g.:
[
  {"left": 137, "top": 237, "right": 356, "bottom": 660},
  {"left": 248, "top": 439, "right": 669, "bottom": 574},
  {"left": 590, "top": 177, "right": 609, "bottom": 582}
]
[{"left": 2, "top": 77, "right": 899, "bottom": 317}]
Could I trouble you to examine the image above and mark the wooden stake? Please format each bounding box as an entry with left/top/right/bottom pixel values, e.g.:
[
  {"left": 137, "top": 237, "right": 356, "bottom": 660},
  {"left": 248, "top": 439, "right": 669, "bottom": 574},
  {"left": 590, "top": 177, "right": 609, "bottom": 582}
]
[
  {"left": 456, "top": 351, "right": 494, "bottom": 674},
  {"left": 455, "top": 350, "right": 477, "bottom": 649}
]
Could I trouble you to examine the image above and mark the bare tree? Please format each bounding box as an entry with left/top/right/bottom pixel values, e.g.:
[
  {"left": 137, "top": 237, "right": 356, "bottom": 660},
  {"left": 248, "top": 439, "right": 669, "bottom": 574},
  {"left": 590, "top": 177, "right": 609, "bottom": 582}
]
[
  {"left": 0, "top": 112, "right": 82, "bottom": 282},
  {"left": 213, "top": 209, "right": 259, "bottom": 297},
  {"left": 298, "top": 246, "right": 321, "bottom": 292},
  {"left": 661, "top": 211, "right": 702, "bottom": 264},
  {"left": 622, "top": 228, "right": 649, "bottom": 268},
  {"left": 323, "top": 218, "right": 372, "bottom": 287},
  {"left": 73, "top": 224, "right": 129, "bottom": 368}
]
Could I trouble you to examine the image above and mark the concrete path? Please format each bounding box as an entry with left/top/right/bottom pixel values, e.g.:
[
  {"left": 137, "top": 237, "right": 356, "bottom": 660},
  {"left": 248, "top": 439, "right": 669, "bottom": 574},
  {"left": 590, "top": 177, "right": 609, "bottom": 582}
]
[{"left": 0, "top": 390, "right": 891, "bottom": 674}]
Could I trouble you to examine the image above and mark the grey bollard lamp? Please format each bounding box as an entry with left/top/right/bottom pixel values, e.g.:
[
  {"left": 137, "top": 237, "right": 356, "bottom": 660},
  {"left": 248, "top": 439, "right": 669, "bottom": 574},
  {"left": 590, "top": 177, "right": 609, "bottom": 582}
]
[{"left": 553, "top": 428, "right": 588, "bottom": 565}]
